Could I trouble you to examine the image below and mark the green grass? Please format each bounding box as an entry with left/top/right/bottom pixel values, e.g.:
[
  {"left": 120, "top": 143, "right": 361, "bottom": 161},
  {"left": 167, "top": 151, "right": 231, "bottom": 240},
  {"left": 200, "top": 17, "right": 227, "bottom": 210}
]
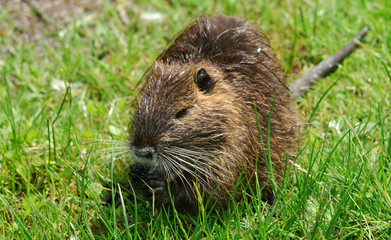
[{"left": 1, "top": 0, "right": 390, "bottom": 239}]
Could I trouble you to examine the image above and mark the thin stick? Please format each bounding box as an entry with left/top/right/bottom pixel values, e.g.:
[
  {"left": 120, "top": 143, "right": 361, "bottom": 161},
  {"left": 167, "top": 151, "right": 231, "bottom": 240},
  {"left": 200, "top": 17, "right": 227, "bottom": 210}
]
[{"left": 290, "top": 26, "right": 369, "bottom": 99}]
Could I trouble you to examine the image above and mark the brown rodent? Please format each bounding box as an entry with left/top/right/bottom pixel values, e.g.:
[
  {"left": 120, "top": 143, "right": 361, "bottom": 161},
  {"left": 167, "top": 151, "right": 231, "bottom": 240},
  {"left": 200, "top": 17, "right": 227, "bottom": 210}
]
[
  {"left": 104, "top": 16, "right": 368, "bottom": 212},
  {"left": 126, "top": 15, "right": 297, "bottom": 212}
]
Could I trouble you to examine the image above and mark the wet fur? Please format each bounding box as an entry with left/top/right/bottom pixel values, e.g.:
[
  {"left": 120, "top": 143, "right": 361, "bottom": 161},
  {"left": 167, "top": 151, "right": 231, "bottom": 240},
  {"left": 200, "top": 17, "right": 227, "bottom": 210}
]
[{"left": 114, "top": 16, "right": 298, "bottom": 212}]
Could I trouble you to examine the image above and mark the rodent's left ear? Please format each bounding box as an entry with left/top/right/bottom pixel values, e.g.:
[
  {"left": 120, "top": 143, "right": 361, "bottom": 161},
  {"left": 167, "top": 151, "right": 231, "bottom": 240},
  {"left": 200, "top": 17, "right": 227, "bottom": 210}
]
[{"left": 195, "top": 68, "right": 215, "bottom": 94}]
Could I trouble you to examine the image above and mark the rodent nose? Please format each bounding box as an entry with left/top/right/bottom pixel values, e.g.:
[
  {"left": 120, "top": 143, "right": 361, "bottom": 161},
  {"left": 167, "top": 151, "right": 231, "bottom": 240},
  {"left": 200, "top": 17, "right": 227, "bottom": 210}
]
[{"left": 133, "top": 147, "right": 155, "bottom": 160}]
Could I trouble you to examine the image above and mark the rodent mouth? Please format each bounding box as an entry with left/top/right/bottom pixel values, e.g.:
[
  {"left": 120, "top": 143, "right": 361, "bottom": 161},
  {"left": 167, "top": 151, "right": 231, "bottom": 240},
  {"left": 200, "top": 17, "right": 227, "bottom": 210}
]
[
  {"left": 131, "top": 155, "right": 182, "bottom": 182},
  {"left": 132, "top": 146, "right": 221, "bottom": 188}
]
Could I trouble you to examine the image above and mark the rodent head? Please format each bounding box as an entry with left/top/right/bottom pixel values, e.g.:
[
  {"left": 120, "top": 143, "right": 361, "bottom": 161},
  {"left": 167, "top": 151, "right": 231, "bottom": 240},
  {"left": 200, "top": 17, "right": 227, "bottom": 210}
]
[{"left": 130, "top": 61, "right": 240, "bottom": 186}]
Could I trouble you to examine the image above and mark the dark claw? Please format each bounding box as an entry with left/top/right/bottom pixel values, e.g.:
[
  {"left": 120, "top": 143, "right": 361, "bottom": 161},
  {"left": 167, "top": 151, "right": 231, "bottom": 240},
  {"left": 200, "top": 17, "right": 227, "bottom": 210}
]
[
  {"left": 128, "top": 164, "right": 172, "bottom": 204},
  {"left": 103, "top": 164, "right": 175, "bottom": 207},
  {"left": 142, "top": 180, "right": 168, "bottom": 202}
]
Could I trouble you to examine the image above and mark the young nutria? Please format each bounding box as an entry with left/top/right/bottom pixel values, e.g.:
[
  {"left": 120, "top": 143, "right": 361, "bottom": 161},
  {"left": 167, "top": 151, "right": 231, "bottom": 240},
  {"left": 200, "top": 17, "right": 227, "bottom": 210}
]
[{"left": 104, "top": 16, "right": 368, "bottom": 212}]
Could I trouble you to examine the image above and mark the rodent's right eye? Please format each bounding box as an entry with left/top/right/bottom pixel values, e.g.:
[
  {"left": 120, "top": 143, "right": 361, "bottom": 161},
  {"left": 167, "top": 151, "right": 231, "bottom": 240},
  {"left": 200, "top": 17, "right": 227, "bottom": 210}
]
[
  {"left": 195, "top": 68, "right": 215, "bottom": 94},
  {"left": 175, "top": 108, "right": 188, "bottom": 119}
]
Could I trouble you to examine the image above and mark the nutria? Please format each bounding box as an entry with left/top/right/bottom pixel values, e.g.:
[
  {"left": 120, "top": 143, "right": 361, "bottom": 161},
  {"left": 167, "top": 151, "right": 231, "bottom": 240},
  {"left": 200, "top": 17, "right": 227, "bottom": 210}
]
[{"left": 103, "top": 16, "right": 368, "bottom": 212}]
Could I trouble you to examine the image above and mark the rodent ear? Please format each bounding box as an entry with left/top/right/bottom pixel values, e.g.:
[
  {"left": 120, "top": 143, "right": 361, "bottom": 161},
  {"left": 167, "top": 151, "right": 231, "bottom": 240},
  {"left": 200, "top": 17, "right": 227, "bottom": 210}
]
[{"left": 195, "top": 68, "right": 215, "bottom": 94}]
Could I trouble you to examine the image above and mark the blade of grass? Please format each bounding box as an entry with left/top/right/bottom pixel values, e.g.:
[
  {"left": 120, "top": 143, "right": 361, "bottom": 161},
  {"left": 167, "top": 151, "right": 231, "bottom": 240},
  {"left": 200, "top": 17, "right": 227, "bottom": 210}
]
[
  {"left": 308, "top": 78, "right": 340, "bottom": 123},
  {"left": 0, "top": 195, "right": 33, "bottom": 240}
]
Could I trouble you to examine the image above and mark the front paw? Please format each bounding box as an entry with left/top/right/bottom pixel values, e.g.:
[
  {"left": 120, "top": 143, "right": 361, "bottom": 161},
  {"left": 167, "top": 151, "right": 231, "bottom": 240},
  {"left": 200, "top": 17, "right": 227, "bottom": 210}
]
[
  {"left": 129, "top": 164, "right": 171, "bottom": 204},
  {"left": 141, "top": 174, "right": 170, "bottom": 204}
]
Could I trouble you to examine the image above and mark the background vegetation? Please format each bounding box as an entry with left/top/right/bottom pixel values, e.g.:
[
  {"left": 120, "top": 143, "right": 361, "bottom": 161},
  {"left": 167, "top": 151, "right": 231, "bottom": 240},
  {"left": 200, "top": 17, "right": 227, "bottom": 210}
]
[{"left": 0, "top": 0, "right": 390, "bottom": 239}]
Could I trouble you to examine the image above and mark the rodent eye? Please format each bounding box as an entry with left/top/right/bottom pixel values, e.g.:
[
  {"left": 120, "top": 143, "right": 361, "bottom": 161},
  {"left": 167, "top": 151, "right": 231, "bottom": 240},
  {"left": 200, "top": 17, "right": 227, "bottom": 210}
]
[
  {"left": 195, "top": 68, "right": 215, "bottom": 94},
  {"left": 175, "top": 108, "right": 188, "bottom": 119}
]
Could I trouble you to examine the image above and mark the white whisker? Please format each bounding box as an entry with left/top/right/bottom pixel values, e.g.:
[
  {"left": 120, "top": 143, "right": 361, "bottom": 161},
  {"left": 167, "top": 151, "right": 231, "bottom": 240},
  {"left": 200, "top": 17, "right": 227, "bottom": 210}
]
[
  {"left": 91, "top": 138, "right": 129, "bottom": 144},
  {"left": 167, "top": 152, "right": 213, "bottom": 181},
  {"left": 165, "top": 153, "right": 212, "bottom": 191},
  {"left": 168, "top": 147, "right": 228, "bottom": 177},
  {"left": 96, "top": 146, "right": 130, "bottom": 153},
  {"left": 162, "top": 155, "right": 195, "bottom": 195}
]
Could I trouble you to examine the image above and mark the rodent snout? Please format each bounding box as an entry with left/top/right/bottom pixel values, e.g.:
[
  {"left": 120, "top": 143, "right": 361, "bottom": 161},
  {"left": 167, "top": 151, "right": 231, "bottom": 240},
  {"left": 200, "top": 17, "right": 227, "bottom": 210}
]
[{"left": 133, "top": 147, "right": 156, "bottom": 161}]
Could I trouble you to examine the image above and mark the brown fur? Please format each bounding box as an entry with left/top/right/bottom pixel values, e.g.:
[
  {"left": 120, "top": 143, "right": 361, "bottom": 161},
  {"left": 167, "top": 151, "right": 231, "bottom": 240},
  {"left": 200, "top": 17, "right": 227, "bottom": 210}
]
[{"left": 129, "top": 16, "right": 298, "bottom": 211}]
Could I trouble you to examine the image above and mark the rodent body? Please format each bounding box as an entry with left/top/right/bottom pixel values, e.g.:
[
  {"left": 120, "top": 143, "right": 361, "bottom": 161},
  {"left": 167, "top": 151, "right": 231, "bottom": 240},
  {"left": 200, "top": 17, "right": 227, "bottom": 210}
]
[{"left": 127, "top": 15, "right": 298, "bottom": 212}]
